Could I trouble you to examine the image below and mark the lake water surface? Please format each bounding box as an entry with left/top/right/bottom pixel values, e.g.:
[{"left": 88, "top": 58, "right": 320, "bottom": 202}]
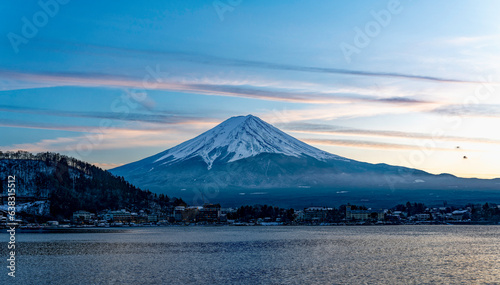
[{"left": 1, "top": 225, "right": 499, "bottom": 284}]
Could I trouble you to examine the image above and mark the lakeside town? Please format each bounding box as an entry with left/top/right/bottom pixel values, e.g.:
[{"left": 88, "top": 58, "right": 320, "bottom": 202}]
[
  {"left": 3, "top": 152, "right": 500, "bottom": 231},
  {"left": 2, "top": 201, "right": 500, "bottom": 230}
]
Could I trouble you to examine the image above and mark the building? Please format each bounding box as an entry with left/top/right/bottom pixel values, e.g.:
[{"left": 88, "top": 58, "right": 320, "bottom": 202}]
[
  {"left": 304, "top": 207, "right": 331, "bottom": 222},
  {"left": 346, "top": 206, "right": 385, "bottom": 221},
  {"left": 293, "top": 210, "right": 304, "bottom": 221},
  {"left": 414, "top": 213, "right": 431, "bottom": 221},
  {"left": 198, "top": 204, "right": 221, "bottom": 222},
  {"left": 182, "top": 206, "right": 201, "bottom": 222},
  {"left": 174, "top": 206, "right": 185, "bottom": 222},
  {"left": 221, "top": 208, "right": 237, "bottom": 215},
  {"left": 148, "top": 214, "right": 159, "bottom": 223},
  {"left": 72, "top": 210, "right": 95, "bottom": 222},
  {"left": 451, "top": 210, "right": 469, "bottom": 220},
  {"left": 392, "top": 211, "right": 406, "bottom": 218},
  {"left": 107, "top": 210, "right": 132, "bottom": 223},
  {"left": 103, "top": 213, "right": 113, "bottom": 221}
]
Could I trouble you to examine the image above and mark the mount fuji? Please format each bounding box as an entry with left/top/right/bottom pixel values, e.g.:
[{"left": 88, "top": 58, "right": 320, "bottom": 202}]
[
  {"left": 111, "top": 115, "right": 500, "bottom": 207},
  {"left": 148, "top": 114, "right": 344, "bottom": 169}
]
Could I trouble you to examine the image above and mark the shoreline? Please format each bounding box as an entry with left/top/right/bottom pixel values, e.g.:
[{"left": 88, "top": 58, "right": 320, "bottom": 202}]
[{"left": 1, "top": 220, "right": 498, "bottom": 233}]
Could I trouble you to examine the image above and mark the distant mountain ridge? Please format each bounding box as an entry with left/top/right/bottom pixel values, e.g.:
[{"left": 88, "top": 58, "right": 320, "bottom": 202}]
[{"left": 111, "top": 115, "right": 500, "bottom": 208}]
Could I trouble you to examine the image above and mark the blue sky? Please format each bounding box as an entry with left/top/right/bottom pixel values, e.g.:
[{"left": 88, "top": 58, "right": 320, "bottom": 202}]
[{"left": 1, "top": 0, "right": 500, "bottom": 178}]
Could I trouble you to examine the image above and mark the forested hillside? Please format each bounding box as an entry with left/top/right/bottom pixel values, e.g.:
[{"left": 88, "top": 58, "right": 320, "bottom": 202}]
[{"left": 0, "top": 151, "right": 181, "bottom": 219}]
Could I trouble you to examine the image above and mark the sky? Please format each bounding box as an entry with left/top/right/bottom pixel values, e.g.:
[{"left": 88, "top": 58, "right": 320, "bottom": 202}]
[{"left": 1, "top": 0, "right": 500, "bottom": 178}]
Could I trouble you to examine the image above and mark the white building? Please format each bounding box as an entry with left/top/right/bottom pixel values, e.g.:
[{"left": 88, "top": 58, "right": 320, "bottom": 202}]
[{"left": 72, "top": 210, "right": 95, "bottom": 222}]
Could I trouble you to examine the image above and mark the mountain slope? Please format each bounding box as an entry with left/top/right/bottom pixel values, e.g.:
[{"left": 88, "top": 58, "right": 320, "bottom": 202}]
[{"left": 111, "top": 115, "right": 500, "bottom": 207}]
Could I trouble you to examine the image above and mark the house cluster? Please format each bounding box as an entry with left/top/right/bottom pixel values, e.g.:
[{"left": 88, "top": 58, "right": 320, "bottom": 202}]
[
  {"left": 72, "top": 209, "right": 160, "bottom": 225},
  {"left": 293, "top": 205, "right": 475, "bottom": 224},
  {"left": 386, "top": 207, "right": 472, "bottom": 222},
  {"left": 295, "top": 207, "right": 333, "bottom": 222},
  {"left": 346, "top": 206, "right": 385, "bottom": 221},
  {"left": 173, "top": 204, "right": 236, "bottom": 223},
  {"left": 71, "top": 203, "right": 229, "bottom": 225},
  {"left": 293, "top": 206, "right": 386, "bottom": 223}
]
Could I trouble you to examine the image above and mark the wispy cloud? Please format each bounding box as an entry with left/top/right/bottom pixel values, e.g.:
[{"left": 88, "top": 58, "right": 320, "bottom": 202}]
[
  {"left": 0, "top": 118, "right": 217, "bottom": 137},
  {"left": 0, "top": 70, "right": 437, "bottom": 105},
  {"left": 30, "top": 41, "right": 482, "bottom": 84},
  {"left": 214, "top": 58, "right": 480, "bottom": 84},
  {"left": 432, "top": 104, "right": 500, "bottom": 119},
  {"left": 438, "top": 35, "right": 500, "bottom": 46},
  {"left": 260, "top": 102, "right": 439, "bottom": 123},
  {"left": 0, "top": 118, "right": 93, "bottom": 133},
  {"left": 303, "top": 138, "right": 452, "bottom": 151},
  {"left": 0, "top": 104, "right": 216, "bottom": 125},
  {"left": 280, "top": 122, "right": 500, "bottom": 145},
  {"left": 304, "top": 138, "right": 419, "bottom": 150},
  {"left": 0, "top": 129, "right": 183, "bottom": 154}
]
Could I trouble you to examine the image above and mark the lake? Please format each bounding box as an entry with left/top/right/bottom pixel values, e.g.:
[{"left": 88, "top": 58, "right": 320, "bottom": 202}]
[{"left": 1, "top": 225, "right": 499, "bottom": 284}]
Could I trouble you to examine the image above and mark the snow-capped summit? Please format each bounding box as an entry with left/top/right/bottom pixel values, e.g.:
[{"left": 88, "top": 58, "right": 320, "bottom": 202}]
[{"left": 154, "top": 114, "right": 343, "bottom": 169}]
